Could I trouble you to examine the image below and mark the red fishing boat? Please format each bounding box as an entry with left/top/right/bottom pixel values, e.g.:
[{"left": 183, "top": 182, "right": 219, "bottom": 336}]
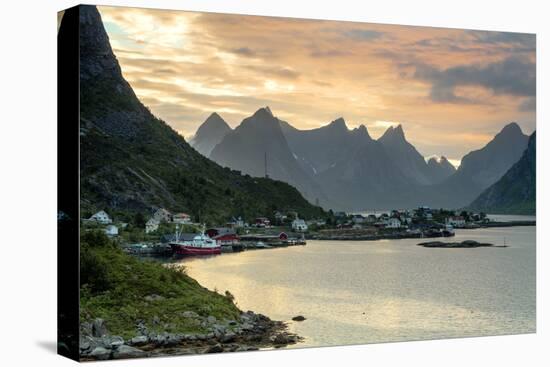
[{"left": 169, "top": 225, "right": 221, "bottom": 256}]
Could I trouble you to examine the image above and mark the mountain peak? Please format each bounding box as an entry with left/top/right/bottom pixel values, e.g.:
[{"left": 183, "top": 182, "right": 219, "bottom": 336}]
[
  {"left": 253, "top": 106, "right": 274, "bottom": 118},
  {"left": 203, "top": 112, "right": 229, "bottom": 128},
  {"left": 352, "top": 124, "right": 371, "bottom": 139},
  {"left": 327, "top": 117, "right": 348, "bottom": 130},
  {"left": 499, "top": 122, "right": 523, "bottom": 135},
  {"left": 380, "top": 124, "right": 405, "bottom": 141},
  {"left": 190, "top": 113, "right": 231, "bottom": 156}
]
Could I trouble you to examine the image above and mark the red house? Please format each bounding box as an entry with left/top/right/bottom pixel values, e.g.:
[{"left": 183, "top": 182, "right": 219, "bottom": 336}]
[
  {"left": 205, "top": 228, "right": 239, "bottom": 245},
  {"left": 254, "top": 217, "right": 271, "bottom": 227}
]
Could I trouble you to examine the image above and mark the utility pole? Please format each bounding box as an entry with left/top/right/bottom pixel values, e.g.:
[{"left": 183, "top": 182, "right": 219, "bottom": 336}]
[{"left": 264, "top": 151, "right": 269, "bottom": 178}]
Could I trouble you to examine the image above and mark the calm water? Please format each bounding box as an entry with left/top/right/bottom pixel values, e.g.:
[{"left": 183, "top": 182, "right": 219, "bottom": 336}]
[{"left": 167, "top": 223, "right": 536, "bottom": 348}]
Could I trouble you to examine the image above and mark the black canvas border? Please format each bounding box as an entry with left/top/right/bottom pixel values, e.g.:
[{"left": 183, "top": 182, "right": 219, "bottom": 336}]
[{"left": 57, "top": 5, "right": 81, "bottom": 361}]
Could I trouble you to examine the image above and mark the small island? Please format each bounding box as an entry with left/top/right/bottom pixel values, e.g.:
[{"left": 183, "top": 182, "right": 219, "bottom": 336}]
[{"left": 417, "top": 240, "right": 506, "bottom": 248}]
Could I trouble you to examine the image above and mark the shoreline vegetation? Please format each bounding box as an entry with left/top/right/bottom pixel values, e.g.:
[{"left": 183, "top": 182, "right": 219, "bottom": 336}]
[{"left": 79, "top": 232, "right": 299, "bottom": 360}]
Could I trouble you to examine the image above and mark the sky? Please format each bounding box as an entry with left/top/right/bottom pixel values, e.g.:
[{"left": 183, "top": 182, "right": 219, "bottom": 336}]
[{"left": 98, "top": 6, "right": 536, "bottom": 166}]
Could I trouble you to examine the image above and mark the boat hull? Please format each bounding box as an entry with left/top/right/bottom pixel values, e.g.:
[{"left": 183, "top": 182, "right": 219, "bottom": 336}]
[{"left": 170, "top": 243, "right": 221, "bottom": 256}]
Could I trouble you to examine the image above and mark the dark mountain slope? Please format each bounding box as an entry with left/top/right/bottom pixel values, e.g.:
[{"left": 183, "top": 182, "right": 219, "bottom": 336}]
[
  {"left": 210, "top": 107, "right": 327, "bottom": 203},
  {"left": 79, "top": 5, "right": 324, "bottom": 223},
  {"left": 424, "top": 123, "right": 529, "bottom": 208},
  {"left": 469, "top": 132, "right": 536, "bottom": 214},
  {"left": 378, "top": 125, "right": 434, "bottom": 185},
  {"left": 426, "top": 156, "right": 456, "bottom": 184}
]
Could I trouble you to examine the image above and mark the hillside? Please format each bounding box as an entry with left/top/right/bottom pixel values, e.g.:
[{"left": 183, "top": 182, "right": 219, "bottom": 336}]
[
  {"left": 469, "top": 132, "right": 536, "bottom": 214},
  {"left": 78, "top": 6, "right": 324, "bottom": 223}
]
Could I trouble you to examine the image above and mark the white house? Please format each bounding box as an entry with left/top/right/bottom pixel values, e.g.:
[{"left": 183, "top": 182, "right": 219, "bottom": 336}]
[
  {"left": 386, "top": 218, "right": 401, "bottom": 229},
  {"left": 153, "top": 208, "right": 172, "bottom": 223},
  {"left": 172, "top": 212, "right": 191, "bottom": 224},
  {"left": 89, "top": 210, "right": 112, "bottom": 224},
  {"left": 104, "top": 225, "right": 119, "bottom": 237},
  {"left": 227, "top": 216, "right": 245, "bottom": 228},
  {"left": 145, "top": 218, "right": 160, "bottom": 234},
  {"left": 292, "top": 218, "right": 308, "bottom": 232},
  {"left": 446, "top": 216, "right": 466, "bottom": 228}
]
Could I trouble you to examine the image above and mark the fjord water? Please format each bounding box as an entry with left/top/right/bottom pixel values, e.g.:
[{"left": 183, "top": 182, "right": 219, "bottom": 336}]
[{"left": 171, "top": 224, "right": 535, "bottom": 347}]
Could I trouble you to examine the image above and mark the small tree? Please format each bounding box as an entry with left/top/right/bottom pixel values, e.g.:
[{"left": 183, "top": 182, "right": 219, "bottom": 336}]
[{"left": 133, "top": 212, "right": 146, "bottom": 228}]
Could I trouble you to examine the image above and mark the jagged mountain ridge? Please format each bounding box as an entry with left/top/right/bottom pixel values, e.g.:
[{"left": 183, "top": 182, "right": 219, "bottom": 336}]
[
  {"left": 77, "top": 5, "right": 324, "bottom": 222},
  {"left": 200, "top": 108, "right": 529, "bottom": 210}
]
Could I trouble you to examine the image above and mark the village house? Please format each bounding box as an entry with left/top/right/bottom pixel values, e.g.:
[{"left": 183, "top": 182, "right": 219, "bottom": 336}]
[
  {"left": 227, "top": 216, "right": 245, "bottom": 228},
  {"left": 172, "top": 212, "right": 191, "bottom": 224},
  {"left": 254, "top": 217, "right": 271, "bottom": 228},
  {"left": 145, "top": 218, "right": 160, "bottom": 234},
  {"left": 89, "top": 210, "right": 112, "bottom": 224},
  {"left": 104, "top": 224, "right": 119, "bottom": 237},
  {"left": 205, "top": 228, "right": 240, "bottom": 245},
  {"left": 351, "top": 214, "right": 366, "bottom": 224},
  {"left": 446, "top": 216, "right": 466, "bottom": 228},
  {"left": 386, "top": 217, "right": 402, "bottom": 229},
  {"left": 153, "top": 208, "right": 172, "bottom": 223},
  {"left": 366, "top": 214, "right": 377, "bottom": 224},
  {"left": 273, "top": 211, "right": 287, "bottom": 224},
  {"left": 292, "top": 218, "right": 308, "bottom": 232}
]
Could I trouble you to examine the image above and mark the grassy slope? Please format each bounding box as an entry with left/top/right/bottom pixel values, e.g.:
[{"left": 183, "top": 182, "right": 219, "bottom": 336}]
[{"left": 80, "top": 232, "right": 240, "bottom": 339}]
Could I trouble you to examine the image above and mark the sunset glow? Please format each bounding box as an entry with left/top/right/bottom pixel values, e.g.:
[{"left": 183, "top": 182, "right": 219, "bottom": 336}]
[{"left": 99, "top": 6, "right": 535, "bottom": 163}]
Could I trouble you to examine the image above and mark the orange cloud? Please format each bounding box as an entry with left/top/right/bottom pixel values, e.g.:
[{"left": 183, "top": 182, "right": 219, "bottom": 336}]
[{"left": 98, "top": 6, "right": 535, "bottom": 162}]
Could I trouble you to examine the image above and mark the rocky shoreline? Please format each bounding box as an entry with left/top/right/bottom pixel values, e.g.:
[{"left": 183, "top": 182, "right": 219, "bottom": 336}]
[{"left": 80, "top": 311, "right": 300, "bottom": 360}]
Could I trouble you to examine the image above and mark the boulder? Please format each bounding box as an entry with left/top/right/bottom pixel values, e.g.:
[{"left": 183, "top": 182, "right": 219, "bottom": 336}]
[
  {"left": 112, "top": 345, "right": 145, "bottom": 359},
  {"left": 129, "top": 335, "right": 148, "bottom": 346},
  {"left": 205, "top": 343, "right": 224, "bottom": 353},
  {"left": 207, "top": 315, "right": 217, "bottom": 324},
  {"left": 89, "top": 346, "right": 111, "bottom": 360},
  {"left": 92, "top": 318, "right": 108, "bottom": 337},
  {"left": 182, "top": 311, "right": 200, "bottom": 319},
  {"left": 106, "top": 336, "right": 124, "bottom": 349},
  {"left": 220, "top": 332, "right": 236, "bottom": 343},
  {"left": 272, "top": 333, "right": 297, "bottom": 345},
  {"left": 241, "top": 323, "right": 254, "bottom": 332},
  {"left": 292, "top": 315, "right": 306, "bottom": 322}
]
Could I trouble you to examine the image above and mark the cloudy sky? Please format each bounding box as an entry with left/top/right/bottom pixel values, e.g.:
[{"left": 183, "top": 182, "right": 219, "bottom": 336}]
[{"left": 99, "top": 6, "right": 535, "bottom": 166}]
